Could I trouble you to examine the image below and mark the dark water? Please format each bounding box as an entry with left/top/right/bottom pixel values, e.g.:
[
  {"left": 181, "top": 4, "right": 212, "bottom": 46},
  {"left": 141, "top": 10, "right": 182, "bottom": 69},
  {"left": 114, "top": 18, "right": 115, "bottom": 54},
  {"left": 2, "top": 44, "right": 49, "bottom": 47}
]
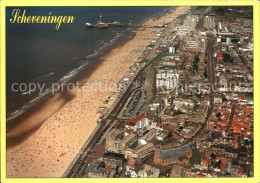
[{"left": 6, "top": 6, "right": 174, "bottom": 122}]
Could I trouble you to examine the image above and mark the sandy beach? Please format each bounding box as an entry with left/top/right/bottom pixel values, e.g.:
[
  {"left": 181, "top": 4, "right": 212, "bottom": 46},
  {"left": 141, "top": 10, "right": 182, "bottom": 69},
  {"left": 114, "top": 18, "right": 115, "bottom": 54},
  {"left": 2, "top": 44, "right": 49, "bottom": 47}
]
[{"left": 6, "top": 6, "right": 190, "bottom": 178}]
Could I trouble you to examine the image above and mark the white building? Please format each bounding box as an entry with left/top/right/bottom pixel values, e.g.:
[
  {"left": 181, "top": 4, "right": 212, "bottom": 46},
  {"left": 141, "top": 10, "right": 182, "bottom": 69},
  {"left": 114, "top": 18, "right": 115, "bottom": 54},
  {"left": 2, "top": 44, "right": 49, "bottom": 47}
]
[
  {"left": 169, "top": 46, "right": 175, "bottom": 55},
  {"left": 203, "top": 16, "right": 215, "bottom": 30},
  {"left": 136, "top": 118, "right": 149, "bottom": 129},
  {"left": 156, "top": 70, "right": 179, "bottom": 92}
]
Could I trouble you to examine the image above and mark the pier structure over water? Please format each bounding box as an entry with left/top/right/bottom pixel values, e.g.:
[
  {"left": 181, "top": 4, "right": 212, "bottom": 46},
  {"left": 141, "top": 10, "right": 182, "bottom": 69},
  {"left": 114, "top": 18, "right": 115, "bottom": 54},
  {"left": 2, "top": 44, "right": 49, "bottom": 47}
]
[{"left": 85, "top": 15, "right": 166, "bottom": 29}]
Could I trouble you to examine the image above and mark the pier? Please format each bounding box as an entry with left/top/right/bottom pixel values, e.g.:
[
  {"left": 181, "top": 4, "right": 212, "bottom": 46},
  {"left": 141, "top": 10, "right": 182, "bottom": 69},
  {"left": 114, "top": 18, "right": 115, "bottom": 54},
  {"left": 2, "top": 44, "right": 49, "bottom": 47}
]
[
  {"left": 63, "top": 16, "right": 179, "bottom": 178},
  {"left": 85, "top": 15, "right": 165, "bottom": 29},
  {"left": 106, "top": 22, "right": 166, "bottom": 28},
  {"left": 86, "top": 22, "right": 166, "bottom": 29}
]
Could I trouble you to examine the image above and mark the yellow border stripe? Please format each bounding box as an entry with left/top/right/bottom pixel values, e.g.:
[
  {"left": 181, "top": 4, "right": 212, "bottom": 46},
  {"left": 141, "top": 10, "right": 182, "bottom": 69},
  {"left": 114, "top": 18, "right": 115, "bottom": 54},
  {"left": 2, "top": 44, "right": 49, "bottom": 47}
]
[
  {"left": 253, "top": 1, "right": 260, "bottom": 183},
  {"left": 1, "top": 0, "right": 7, "bottom": 182},
  {"left": 1, "top": 1, "right": 259, "bottom": 183},
  {"left": 0, "top": 0, "right": 258, "bottom": 6}
]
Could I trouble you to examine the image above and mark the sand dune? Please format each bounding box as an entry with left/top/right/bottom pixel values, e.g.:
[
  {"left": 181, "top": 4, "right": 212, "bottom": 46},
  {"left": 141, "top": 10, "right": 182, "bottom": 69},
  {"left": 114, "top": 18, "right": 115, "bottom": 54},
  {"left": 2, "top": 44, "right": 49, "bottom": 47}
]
[{"left": 6, "top": 6, "right": 190, "bottom": 178}]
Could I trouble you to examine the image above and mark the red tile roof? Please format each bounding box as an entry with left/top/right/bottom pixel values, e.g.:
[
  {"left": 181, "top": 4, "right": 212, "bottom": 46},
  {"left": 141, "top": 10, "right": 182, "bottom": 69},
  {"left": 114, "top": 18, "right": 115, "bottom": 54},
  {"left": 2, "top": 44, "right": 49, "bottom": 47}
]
[
  {"left": 238, "top": 167, "right": 243, "bottom": 174},
  {"left": 186, "top": 168, "right": 191, "bottom": 172},
  {"left": 221, "top": 163, "right": 226, "bottom": 170},
  {"left": 197, "top": 174, "right": 206, "bottom": 178},
  {"left": 127, "top": 115, "right": 145, "bottom": 126}
]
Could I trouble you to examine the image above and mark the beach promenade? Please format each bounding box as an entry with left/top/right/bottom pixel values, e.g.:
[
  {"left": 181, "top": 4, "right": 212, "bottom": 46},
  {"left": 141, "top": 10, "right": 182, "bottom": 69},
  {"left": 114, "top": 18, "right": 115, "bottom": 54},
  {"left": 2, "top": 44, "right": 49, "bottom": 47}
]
[{"left": 6, "top": 6, "right": 190, "bottom": 178}]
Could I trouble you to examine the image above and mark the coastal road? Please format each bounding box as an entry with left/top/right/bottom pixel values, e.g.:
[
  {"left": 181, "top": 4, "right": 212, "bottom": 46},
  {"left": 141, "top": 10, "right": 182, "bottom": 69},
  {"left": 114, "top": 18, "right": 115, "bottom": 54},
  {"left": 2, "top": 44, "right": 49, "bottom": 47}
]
[
  {"left": 104, "top": 17, "right": 181, "bottom": 119},
  {"left": 62, "top": 14, "right": 180, "bottom": 178},
  {"left": 64, "top": 15, "right": 221, "bottom": 178}
]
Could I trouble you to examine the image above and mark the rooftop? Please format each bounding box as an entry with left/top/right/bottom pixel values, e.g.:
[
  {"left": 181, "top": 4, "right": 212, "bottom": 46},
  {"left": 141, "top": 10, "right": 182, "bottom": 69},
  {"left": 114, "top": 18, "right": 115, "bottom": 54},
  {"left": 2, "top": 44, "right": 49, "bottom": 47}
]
[
  {"left": 103, "top": 152, "right": 125, "bottom": 161},
  {"left": 85, "top": 163, "right": 106, "bottom": 174},
  {"left": 160, "top": 144, "right": 191, "bottom": 160}
]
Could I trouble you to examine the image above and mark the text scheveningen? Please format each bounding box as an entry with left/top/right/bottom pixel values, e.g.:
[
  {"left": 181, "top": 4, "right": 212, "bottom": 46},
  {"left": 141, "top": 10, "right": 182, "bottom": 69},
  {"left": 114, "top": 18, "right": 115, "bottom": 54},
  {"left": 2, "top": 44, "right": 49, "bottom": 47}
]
[{"left": 9, "top": 9, "right": 75, "bottom": 30}]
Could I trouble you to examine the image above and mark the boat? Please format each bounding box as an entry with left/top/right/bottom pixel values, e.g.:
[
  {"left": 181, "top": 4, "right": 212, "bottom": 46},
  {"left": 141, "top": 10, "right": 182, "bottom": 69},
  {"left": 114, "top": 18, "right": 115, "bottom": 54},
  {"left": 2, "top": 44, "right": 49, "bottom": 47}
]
[{"left": 85, "top": 22, "right": 94, "bottom": 28}]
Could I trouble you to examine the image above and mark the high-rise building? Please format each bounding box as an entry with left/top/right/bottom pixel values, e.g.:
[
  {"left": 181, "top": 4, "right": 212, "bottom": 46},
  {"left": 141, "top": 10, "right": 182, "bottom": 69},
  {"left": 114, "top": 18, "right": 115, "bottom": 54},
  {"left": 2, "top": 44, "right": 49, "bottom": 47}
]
[{"left": 203, "top": 16, "right": 215, "bottom": 30}]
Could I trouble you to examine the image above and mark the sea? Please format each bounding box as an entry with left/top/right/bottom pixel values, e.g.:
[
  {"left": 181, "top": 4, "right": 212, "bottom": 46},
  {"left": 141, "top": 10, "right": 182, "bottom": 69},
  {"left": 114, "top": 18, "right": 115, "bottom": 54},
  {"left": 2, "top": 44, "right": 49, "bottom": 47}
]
[{"left": 6, "top": 6, "right": 174, "bottom": 123}]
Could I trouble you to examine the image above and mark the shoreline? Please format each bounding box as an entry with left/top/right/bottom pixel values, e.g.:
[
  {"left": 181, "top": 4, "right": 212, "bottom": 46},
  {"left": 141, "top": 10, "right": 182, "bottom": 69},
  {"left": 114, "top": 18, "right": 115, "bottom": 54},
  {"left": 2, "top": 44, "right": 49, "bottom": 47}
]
[
  {"left": 6, "top": 6, "right": 190, "bottom": 178},
  {"left": 6, "top": 6, "right": 175, "bottom": 145},
  {"left": 6, "top": 7, "right": 175, "bottom": 126},
  {"left": 6, "top": 31, "right": 137, "bottom": 147}
]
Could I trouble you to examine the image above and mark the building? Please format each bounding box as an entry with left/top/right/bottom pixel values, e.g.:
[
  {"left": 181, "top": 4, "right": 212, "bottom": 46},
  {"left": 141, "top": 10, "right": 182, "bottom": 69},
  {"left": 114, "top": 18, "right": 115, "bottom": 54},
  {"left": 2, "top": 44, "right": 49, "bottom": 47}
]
[
  {"left": 125, "top": 115, "right": 146, "bottom": 131},
  {"left": 124, "top": 142, "right": 155, "bottom": 159},
  {"left": 170, "top": 164, "right": 183, "bottom": 177},
  {"left": 105, "top": 129, "right": 136, "bottom": 153},
  {"left": 136, "top": 118, "right": 149, "bottom": 129},
  {"left": 203, "top": 16, "right": 215, "bottom": 30},
  {"left": 154, "top": 144, "right": 192, "bottom": 166},
  {"left": 169, "top": 45, "right": 176, "bottom": 55},
  {"left": 137, "top": 164, "right": 160, "bottom": 178},
  {"left": 126, "top": 158, "right": 137, "bottom": 171},
  {"left": 85, "top": 162, "right": 107, "bottom": 178},
  {"left": 102, "top": 152, "right": 125, "bottom": 167},
  {"left": 214, "top": 93, "right": 223, "bottom": 104},
  {"left": 156, "top": 70, "right": 179, "bottom": 92},
  {"left": 149, "top": 97, "right": 165, "bottom": 116}
]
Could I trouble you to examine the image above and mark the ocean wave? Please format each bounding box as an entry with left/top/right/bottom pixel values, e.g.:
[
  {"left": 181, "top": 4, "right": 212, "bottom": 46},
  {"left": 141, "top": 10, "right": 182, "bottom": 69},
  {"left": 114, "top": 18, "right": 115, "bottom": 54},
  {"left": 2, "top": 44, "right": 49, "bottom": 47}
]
[
  {"left": 85, "top": 32, "right": 123, "bottom": 59},
  {"left": 33, "top": 72, "right": 55, "bottom": 82},
  {"left": 7, "top": 31, "right": 121, "bottom": 122},
  {"left": 6, "top": 94, "right": 43, "bottom": 121},
  {"left": 6, "top": 61, "right": 89, "bottom": 122},
  {"left": 7, "top": 28, "right": 132, "bottom": 122},
  {"left": 59, "top": 61, "right": 89, "bottom": 83},
  {"left": 6, "top": 7, "right": 173, "bottom": 123}
]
